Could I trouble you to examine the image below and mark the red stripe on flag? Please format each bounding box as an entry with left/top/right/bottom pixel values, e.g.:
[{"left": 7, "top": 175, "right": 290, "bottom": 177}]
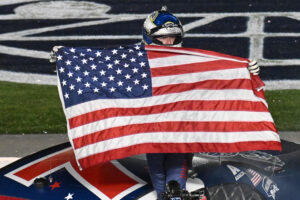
[
  {"left": 147, "top": 49, "right": 181, "bottom": 59},
  {"left": 146, "top": 45, "right": 249, "bottom": 62},
  {"left": 68, "top": 100, "right": 268, "bottom": 129},
  {"left": 151, "top": 60, "right": 247, "bottom": 77},
  {"left": 72, "top": 121, "right": 277, "bottom": 149},
  {"left": 153, "top": 79, "right": 252, "bottom": 95},
  {"left": 250, "top": 74, "right": 266, "bottom": 100},
  {"left": 0, "top": 196, "right": 29, "bottom": 200},
  {"left": 78, "top": 141, "right": 282, "bottom": 169}
]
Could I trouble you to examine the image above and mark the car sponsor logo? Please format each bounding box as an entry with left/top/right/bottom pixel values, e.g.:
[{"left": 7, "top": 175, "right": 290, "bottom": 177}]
[
  {"left": 3, "top": 146, "right": 147, "bottom": 200},
  {"left": 227, "top": 164, "right": 246, "bottom": 181},
  {"left": 262, "top": 176, "right": 279, "bottom": 200}
]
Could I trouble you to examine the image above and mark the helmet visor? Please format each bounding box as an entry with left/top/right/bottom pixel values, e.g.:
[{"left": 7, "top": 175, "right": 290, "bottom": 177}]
[{"left": 152, "top": 34, "right": 183, "bottom": 46}]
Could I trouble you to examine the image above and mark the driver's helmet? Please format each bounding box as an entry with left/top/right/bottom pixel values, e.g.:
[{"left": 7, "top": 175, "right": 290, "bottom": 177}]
[{"left": 142, "top": 6, "right": 184, "bottom": 47}]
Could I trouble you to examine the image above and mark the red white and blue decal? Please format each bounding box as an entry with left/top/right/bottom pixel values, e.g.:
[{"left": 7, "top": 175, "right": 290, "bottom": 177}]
[{"left": 0, "top": 143, "right": 153, "bottom": 200}]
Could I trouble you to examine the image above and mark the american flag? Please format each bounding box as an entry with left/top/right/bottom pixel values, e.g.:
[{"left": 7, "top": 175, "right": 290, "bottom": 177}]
[
  {"left": 246, "top": 169, "right": 262, "bottom": 186},
  {"left": 56, "top": 44, "right": 281, "bottom": 169}
]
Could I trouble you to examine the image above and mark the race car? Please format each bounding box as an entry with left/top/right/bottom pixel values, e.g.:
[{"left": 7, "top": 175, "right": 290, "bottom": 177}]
[{"left": 0, "top": 140, "right": 299, "bottom": 200}]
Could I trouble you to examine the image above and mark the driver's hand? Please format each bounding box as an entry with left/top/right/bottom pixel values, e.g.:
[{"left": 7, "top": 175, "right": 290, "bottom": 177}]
[
  {"left": 248, "top": 59, "right": 260, "bottom": 75},
  {"left": 49, "top": 46, "right": 64, "bottom": 63}
]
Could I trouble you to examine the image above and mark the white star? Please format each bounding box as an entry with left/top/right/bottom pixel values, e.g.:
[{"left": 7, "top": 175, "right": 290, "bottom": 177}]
[
  {"left": 142, "top": 84, "right": 149, "bottom": 90},
  {"left": 124, "top": 74, "right": 131, "bottom": 79},
  {"left": 101, "top": 82, "right": 107, "bottom": 87},
  {"left": 105, "top": 56, "right": 111, "bottom": 61},
  {"left": 64, "top": 193, "right": 74, "bottom": 200},
  {"left": 74, "top": 65, "right": 80, "bottom": 71},
  {"left": 81, "top": 59, "right": 87, "bottom": 64},
  {"left": 126, "top": 86, "right": 132, "bottom": 92},
  {"left": 73, "top": 55, "right": 78, "bottom": 59},
  {"left": 57, "top": 55, "right": 62, "bottom": 60},
  {"left": 70, "top": 48, "right": 76, "bottom": 53},
  {"left": 80, "top": 53, "right": 85, "bottom": 57},
  {"left": 141, "top": 72, "right": 147, "bottom": 78},
  {"left": 87, "top": 48, "right": 92, "bottom": 52},
  {"left": 83, "top": 70, "right": 89, "bottom": 76},
  {"left": 90, "top": 64, "right": 97, "bottom": 70},
  {"left": 69, "top": 84, "right": 75, "bottom": 90},
  {"left": 62, "top": 80, "right": 67, "bottom": 86},
  {"left": 116, "top": 68, "right": 122, "bottom": 74},
  {"left": 77, "top": 89, "right": 83, "bottom": 95},
  {"left": 128, "top": 49, "right": 134, "bottom": 53},
  {"left": 99, "top": 70, "right": 106, "bottom": 76},
  {"left": 64, "top": 93, "right": 69, "bottom": 99},
  {"left": 121, "top": 53, "right": 127, "bottom": 59},
  {"left": 139, "top": 62, "right": 146, "bottom": 67},
  {"left": 114, "top": 59, "right": 120, "bottom": 65},
  {"left": 92, "top": 76, "right": 98, "bottom": 81},
  {"left": 138, "top": 51, "right": 143, "bottom": 56},
  {"left": 109, "top": 87, "right": 116, "bottom": 92},
  {"left": 89, "top": 57, "right": 94, "bottom": 61},
  {"left": 108, "top": 75, "right": 115, "bottom": 81},
  {"left": 133, "top": 79, "right": 140, "bottom": 85},
  {"left": 85, "top": 82, "right": 91, "bottom": 88},
  {"left": 59, "top": 67, "right": 65, "bottom": 73},
  {"left": 112, "top": 49, "right": 118, "bottom": 55},
  {"left": 123, "top": 63, "right": 129, "bottom": 68},
  {"left": 117, "top": 80, "right": 123, "bottom": 86},
  {"left": 107, "top": 63, "right": 113, "bottom": 69},
  {"left": 132, "top": 68, "right": 138, "bottom": 73},
  {"left": 65, "top": 60, "right": 71, "bottom": 65},
  {"left": 93, "top": 87, "right": 99, "bottom": 93},
  {"left": 67, "top": 72, "right": 73, "bottom": 78},
  {"left": 95, "top": 51, "right": 101, "bottom": 57},
  {"left": 134, "top": 45, "right": 140, "bottom": 50},
  {"left": 76, "top": 76, "right": 82, "bottom": 82},
  {"left": 119, "top": 46, "right": 124, "bottom": 49},
  {"left": 130, "top": 57, "right": 136, "bottom": 62}
]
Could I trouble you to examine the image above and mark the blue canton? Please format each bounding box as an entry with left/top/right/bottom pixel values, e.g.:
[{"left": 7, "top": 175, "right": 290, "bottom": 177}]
[{"left": 56, "top": 44, "right": 152, "bottom": 108}]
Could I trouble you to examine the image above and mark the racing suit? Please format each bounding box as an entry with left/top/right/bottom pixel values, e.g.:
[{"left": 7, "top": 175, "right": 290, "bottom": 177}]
[{"left": 146, "top": 153, "right": 189, "bottom": 200}]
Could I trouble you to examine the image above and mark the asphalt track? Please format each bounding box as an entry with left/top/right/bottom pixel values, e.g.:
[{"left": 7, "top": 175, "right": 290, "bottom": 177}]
[
  {"left": 0, "top": 134, "right": 68, "bottom": 168},
  {"left": 0, "top": 132, "right": 299, "bottom": 168}
]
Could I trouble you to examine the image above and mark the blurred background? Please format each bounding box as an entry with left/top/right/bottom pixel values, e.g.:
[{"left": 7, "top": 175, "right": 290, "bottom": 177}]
[{"left": 0, "top": 0, "right": 299, "bottom": 164}]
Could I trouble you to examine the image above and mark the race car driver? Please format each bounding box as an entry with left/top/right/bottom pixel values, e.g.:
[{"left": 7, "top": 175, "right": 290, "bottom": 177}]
[{"left": 141, "top": 6, "right": 260, "bottom": 200}]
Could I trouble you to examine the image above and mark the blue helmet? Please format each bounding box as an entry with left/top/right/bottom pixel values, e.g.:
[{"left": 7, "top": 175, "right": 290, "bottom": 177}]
[{"left": 142, "top": 6, "right": 184, "bottom": 46}]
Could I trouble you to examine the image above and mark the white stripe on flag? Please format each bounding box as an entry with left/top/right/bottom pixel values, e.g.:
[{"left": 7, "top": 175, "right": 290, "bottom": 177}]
[
  {"left": 152, "top": 68, "right": 250, "bottom": 87},
  {"left": 252, "top": 176, "right": 261, "bottom": 183},
  {"left": 75, "top": 130, "right": 280, "bottom": 159},
  {"left": 70, "top": 110, "right": 274, "bottom": 139},
  {"left": 65, "top": 89, "right": 264, "bottom": 118}
]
